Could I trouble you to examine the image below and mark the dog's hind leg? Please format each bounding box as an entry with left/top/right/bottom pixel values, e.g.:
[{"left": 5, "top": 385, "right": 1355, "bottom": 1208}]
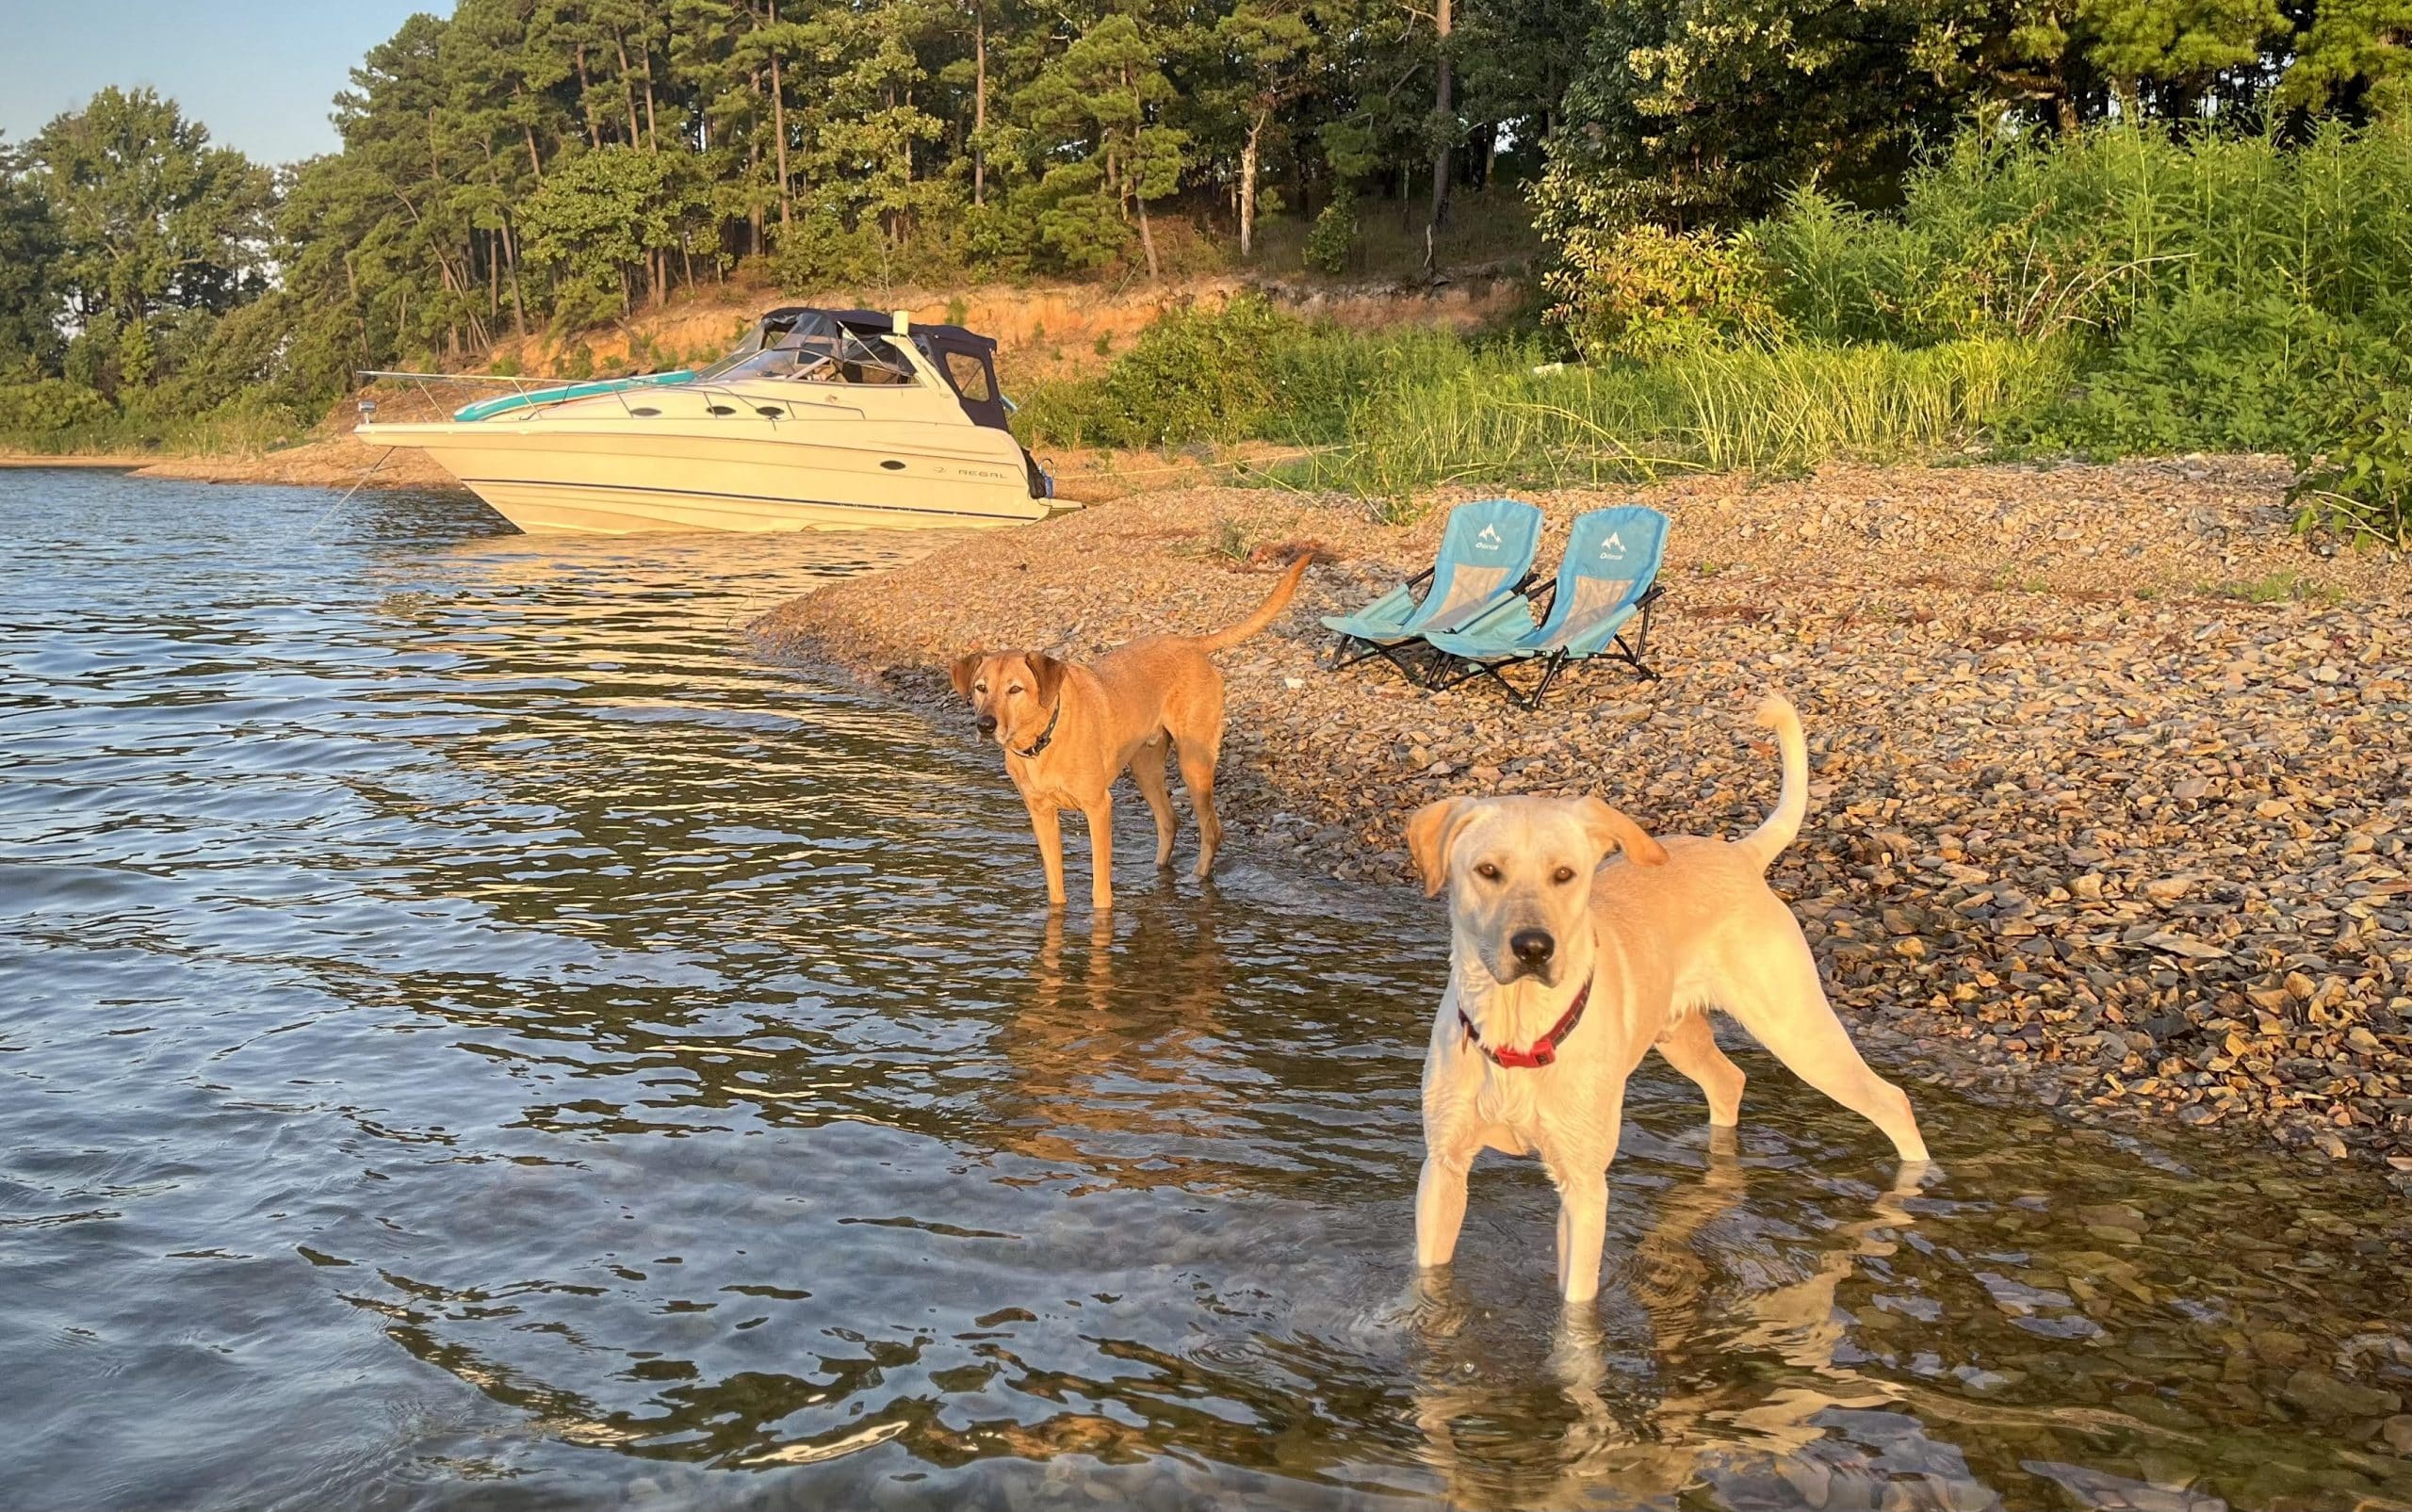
[
  {"left": 1654, "top": 1011, "right": 1745, "bottom": 1129},
  {"left": 1131, "top": 736, "right": 1179, "bottom": 868},
  {"left": 1719, "top": 935, "right": 1929, "bottom": 1162},
  {"left": 1165, "top": 675, "right": 1228, "bottom": 878},
  {"left": 1175, "top": 733, "right": 1224, "bottom": 880}
]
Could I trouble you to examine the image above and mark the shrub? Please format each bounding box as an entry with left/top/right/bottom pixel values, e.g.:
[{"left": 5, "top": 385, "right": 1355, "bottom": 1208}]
[
  {"left": 1018, "top": 293, "right": 1304, "bottom": 447},
  {"left": 1545, "top": 222, "right": 1782, "bottom": 359},
  {"left": 767, "top": 203, "right": 892, "bottom": 293},
  {"left": 0, "top": 378, "right": 113, "bottom": 433},
  {"left": 1304, "top": 187, "right": 1357, "bottom": 274},
  {"left": 2290, "top": 391, "right": 2412, "bottom": 547}
]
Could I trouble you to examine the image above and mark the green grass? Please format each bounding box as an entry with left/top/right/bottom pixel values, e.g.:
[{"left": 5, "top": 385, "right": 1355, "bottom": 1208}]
[
  {"left": 1018, "top": 293, "right": 2070, "bottom": 511},
  {"left": 2212, "top": 571, "right": 2343, "bottom": 605},
  {"left": 1292, "top": 335, "right": 2067, "bottom": 504}
]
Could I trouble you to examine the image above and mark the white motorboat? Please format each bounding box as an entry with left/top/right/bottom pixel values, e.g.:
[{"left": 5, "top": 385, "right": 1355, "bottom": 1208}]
[{"left": 355, "top": 307, "right": 1061, "bottom": 534}]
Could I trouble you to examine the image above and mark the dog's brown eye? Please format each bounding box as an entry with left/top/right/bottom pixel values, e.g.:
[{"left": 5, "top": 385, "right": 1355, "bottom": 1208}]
[
  {"left": 973, "top": 683, "right": 987, "bottom": 694},
  {"left": 1007, "top": 685, "right": 1023, "bottom": 695},
  {"left": 1554, "top": 866, "right": 1578, "bottom": 885},
  {"left": 1475, "top": 862, "right": 1501, "bottom": 882}
]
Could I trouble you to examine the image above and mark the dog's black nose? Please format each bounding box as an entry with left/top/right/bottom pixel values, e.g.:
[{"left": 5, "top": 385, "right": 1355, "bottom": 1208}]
[
  {"left": 1509, "top": 930, "right": 1556, "bottom": 968},
  {"left": 976, "top": 714, "right": 998, "bottom": 735}
]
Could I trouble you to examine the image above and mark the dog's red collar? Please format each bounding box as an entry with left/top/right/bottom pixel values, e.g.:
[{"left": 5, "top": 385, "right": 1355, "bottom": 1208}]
[{"left": 1459, "top": 975, "right": 1592, "bottom": 1069}]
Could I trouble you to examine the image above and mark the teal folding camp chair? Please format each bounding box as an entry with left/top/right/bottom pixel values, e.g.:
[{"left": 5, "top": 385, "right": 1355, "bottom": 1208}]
[
  {"left": 1319, "top": 498, "right": 1544, "bottom": 682},
  {"left": 1420, "top": 505, "right": 1669, "bottom": 707}
]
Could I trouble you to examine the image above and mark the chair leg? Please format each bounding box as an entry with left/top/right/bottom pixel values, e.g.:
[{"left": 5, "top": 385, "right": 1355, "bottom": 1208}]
[
  {"left": 1425, "top": 657, "right": 1480, "bottom": 692},
  {"left": 1375, "top": 641, "right": 1435, "bottom": 685},
  {"left": 1522, "top": 649, "right": 1570, "bottom": 709},
  {"left": 1612, "top": 593, "right": 1662, "bottom": 682},
  {"left": 1328, "top": 635, "right": 1384, "bottom": 671}
]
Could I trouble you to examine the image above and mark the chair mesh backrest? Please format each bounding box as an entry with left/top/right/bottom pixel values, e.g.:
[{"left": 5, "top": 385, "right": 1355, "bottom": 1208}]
[
  {"left": 1538, "top": 506, "right": 1668, "bottom": 650},
  {"left": 1423, "top": 565, "right": 1510, "bottom": 631},
  {"left": 1412, "top": 499, "right": 1542, "bottom": 631}
]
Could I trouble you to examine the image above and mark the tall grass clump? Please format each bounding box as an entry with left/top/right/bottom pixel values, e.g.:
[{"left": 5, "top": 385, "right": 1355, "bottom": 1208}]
[
  {"left": 1014, "top": 293, "right": 1492, "bottom": 449},
  {"left": 1296, "top": 336, "right": 2068, "bottom": 501},
  {"left": 1743, "top": 116, "right": 2412, "bottom": 455}
]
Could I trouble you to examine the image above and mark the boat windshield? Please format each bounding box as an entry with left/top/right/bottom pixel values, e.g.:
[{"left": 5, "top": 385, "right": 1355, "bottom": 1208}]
[{"left": 694, "top": 326, "right": 919, "bottom": 386}]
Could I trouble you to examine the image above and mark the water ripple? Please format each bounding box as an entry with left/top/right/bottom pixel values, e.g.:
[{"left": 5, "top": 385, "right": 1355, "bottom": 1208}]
[{"left": 1, "top": 472, "right": 2407, "bottom": 1511}]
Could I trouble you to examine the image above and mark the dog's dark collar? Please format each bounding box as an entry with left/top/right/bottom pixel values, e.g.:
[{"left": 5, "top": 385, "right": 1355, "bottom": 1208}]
[
  {"left": 1008, "top": 700, "right": 1062, "bottom": 759},
  {"left": 1459, "top": 974, "right": 1592, "bottom": 1069}
]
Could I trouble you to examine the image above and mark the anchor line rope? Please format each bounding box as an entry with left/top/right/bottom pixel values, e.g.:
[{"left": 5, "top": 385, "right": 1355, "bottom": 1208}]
[{"left": 308, "top": 446, "right": 399, "bottom": 537}]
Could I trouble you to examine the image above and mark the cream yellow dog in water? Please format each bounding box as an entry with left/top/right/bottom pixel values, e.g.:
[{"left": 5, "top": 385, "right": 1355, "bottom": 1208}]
[{"left": 1406, "top": 691, "right": 1929, "bottom": 1304}]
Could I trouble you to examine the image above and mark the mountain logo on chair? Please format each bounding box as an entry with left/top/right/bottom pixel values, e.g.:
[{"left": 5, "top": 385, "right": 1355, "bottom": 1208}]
[
  {"left": 1598, "top": 531, "right": 1627, "bottom": 559},
  {"left": 1476, "top": 525, "right": 1502, "bottom": 548}
]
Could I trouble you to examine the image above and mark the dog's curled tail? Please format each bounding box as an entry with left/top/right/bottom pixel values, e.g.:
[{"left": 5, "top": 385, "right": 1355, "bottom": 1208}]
[
  {"left": 1193, "top": 553, "right": 1312, "bottom": 654},
  {"left": 1736, "top": 691, "right": 1808, "bottom": 870}
]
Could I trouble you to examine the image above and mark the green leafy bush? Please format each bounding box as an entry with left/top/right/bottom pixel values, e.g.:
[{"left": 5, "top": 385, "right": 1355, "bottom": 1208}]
[
  {"left": 1546, "top": 221, "right": 1781, "bottom": 359},
  {"left": 2290, "top": 392, "right": 2412, "bottom": 547},
  {"left": 767, "top": 203, "right": 894, "bottom": 293},
  {"left": 1016, "top": 293, "right": 1303, "bottom": 447},
  {"left": 0, "top": 378, "right": 113, "bottom": 433},
  {"left": 1304, "top": 188, "right": 1357, "bottom": 274}
]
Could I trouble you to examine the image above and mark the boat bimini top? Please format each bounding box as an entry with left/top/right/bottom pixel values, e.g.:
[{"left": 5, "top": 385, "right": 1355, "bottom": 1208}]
[{"left": 696, "top": 307, "right": 1015, "bottom": 432}]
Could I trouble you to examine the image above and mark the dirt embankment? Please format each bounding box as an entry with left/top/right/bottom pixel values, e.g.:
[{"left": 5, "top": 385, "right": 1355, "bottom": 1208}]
[
  {"left": 752, "top": 459, "right": 2412, "bottom": 1175},
  {"left": 480, "top": 271, "right": 1524, "bottom": 390}
]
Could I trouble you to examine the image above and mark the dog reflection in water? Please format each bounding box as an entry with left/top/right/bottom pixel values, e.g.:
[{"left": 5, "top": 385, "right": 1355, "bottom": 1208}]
[
  {"left": 1407, "top": 1141, "right": 1931, "bottom": 1508},
  {"left": 986, "top": 891, "right": 1241, "bottom": 1189}
]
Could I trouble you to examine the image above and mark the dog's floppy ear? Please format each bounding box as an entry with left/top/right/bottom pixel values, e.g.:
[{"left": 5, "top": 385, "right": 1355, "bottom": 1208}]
[
  {"left": 1026, "top": 651, "right": 1067, "bottom": 707},
  {"left": 949, "top": 653, "right": 984, "bottom": 698},
  {"left": 1405, "top": 797, "right": 1475, "bottom": 898},
  {"left": 1578, "top": 796, "right": 1667, "bottom": 868}
]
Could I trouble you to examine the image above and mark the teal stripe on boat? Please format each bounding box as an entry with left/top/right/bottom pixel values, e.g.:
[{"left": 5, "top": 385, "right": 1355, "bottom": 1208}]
[{"left": 451, "top": 370, "right": 696, "bottom": 422}]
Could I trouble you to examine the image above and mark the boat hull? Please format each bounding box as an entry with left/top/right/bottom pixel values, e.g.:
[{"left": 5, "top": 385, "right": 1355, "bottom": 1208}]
[{"left": 357, "top": 417, "right": 1050, "bottom": 534}]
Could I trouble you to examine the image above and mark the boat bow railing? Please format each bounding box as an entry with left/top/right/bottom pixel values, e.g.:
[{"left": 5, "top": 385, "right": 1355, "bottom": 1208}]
[{"left": 355, "top": 369, "right": 869, "bottom": 426}]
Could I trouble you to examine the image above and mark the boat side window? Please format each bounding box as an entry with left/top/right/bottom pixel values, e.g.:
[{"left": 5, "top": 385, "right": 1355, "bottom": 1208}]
[{"left": 941, "top": 351, "right": 995, "bottom": 403}]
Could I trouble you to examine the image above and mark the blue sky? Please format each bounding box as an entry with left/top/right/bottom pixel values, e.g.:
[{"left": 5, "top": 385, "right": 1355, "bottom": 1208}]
[{"left": 0, "top": 0, "right": 432, "bottom": 164}]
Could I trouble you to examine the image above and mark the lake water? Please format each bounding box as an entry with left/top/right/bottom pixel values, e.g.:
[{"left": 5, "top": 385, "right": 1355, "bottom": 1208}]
[{"left": 2, "top": 469, "right": 2408, "bottom": 1512}]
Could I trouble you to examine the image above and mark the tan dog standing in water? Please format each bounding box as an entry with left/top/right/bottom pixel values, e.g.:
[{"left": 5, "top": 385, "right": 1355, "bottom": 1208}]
[
  {"left": 1406, "top": 691, "right": 1929, "bottom": 1304},
  {"left": 952, "top": 555, "right": 1311, "bottom": 910}
]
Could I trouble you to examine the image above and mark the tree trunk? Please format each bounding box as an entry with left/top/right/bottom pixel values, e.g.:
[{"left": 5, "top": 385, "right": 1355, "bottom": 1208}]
[
  {"left": 972, "top": 0, "right": 987, "bottom": 206},
  {"left": 1239, "top": 112, "right": 1264, "bottom": 258},
  {"left": 515, "top": 85, "right": 545, "bottom": 183},
  {"left": 641, "top": 27, "right": 660, "bottom": 151},
  {"left": 576, "top": 47, "right": 600, "bottom": 147},
  {"left": 616, "top": 37, "right": 643, "bottom": 144},
  {"left": 502, "top": 219, "right": 528, "bottom": 335},
  {"left": 769, "top": 7, "right": 792, "bottom": 228},
  {"left": 772, "top": 64, "right": 790, "bottom": 222},
  {"left": 1428, "top": 0, "right": 1454, "bottom": 235}
]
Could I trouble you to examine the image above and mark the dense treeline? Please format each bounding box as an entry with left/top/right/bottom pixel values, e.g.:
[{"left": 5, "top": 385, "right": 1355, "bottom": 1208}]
[{"left": 0, "top": 0, "right": 2407, "bottom": 442}]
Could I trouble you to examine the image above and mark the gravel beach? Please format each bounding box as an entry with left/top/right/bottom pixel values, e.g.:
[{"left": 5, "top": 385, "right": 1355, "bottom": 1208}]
[{"left": 753, "top": 458, "right": 2412, "bottom": 1173}]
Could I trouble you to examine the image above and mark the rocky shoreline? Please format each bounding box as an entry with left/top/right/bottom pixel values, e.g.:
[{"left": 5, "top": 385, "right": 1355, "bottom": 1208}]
[{"left": 755, "top": 458, "right": 2412, "bottom": 1175}]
